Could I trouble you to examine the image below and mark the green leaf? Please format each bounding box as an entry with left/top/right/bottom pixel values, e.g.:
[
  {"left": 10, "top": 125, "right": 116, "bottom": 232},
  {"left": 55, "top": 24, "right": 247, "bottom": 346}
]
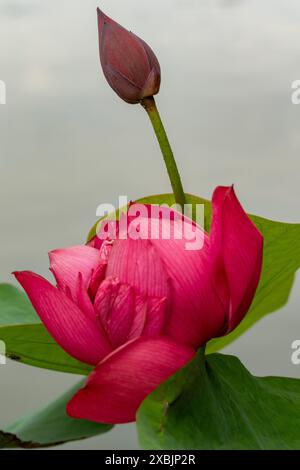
[
  {"left": 0, "top": 431, "right": 32, "bottom": 448},
  {"left": 1, "top": 380, "right": 112, "bottom": 448},
  {"left": 0, "top": 284, "right": 92, "bottom": 375},
  {"left": 89, "top": 193, "right": 300, "bottom": 352},
  {"left": 137, "top": 350, "right": 300, "bottom": 450},
  {"left": 0, "top": 283, "right": 39, "bottom": 325},
  {"left": 1, "top": 324, "right": 92, "bottom": 375}
]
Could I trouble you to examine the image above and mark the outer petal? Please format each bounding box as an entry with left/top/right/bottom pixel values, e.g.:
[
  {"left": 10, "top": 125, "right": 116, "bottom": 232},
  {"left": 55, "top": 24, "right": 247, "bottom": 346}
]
[
  {"left": 67, "top": 337, "right": 195, "bottom": 424},
  {"left": 210, "top": 186, "right": 263, "bottom": 333},
  {"left": 13, "top": 271, "right": 112, "bottom": 365},
  {"left": 145, "top": 206, "right": 227, "bottom": 348},
  {"left": 101, "top": 64, "right": 142, "bottom": 104},
  {"left": 49, "top": 245, "right": 101, "bottom": 302},
  {"left": 138, "top": 37, "right": 161, "bottom": 97},
  {"left": 98, "top": 10, "right": 150, "bottom": 87}
]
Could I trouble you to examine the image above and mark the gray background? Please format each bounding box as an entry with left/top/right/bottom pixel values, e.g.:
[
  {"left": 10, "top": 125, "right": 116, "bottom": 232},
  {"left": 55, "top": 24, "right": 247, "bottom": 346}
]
[{"left": 1, "top": 0, "right": 300, "bottom": 449}]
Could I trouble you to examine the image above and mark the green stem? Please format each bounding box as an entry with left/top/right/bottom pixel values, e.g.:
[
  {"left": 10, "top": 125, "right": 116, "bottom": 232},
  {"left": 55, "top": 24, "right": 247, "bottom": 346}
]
[{"left": 141, "top": 96, "right": 186, "bottom": 209}]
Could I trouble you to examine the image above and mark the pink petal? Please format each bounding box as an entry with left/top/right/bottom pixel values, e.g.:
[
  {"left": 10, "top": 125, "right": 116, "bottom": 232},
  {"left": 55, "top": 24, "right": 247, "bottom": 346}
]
[
  {"left": 98, "top": 10, "right": 150, "bottom": 89},
  {"left": 13, "top": 271, "right": 112, "bottom": 365},
  {"left": 76, "top": 273, "right": 97, "bottom": 321},
  {"left": 102, "top": 64, "right": 142, "bottom": 104},
  {"left": 94, "top": 277, "right": 135, "bottom": 348},
  {"left": 88, "top": 262, "right": 107, "bottom": 300},
  {"left": 49, "top": 245, "right": 101, "bottom": 303},
  {"left": 88, "top": 240, "right": 113, "bottom": 300},
  {"left": 144, "top": 206, "right": 226, "bottom": 348},
  {"left": 87, "top": 236, "right": 103, "bottom": 250},
  {"left": 106, "top": 237, "right": 170, "bottom": 300},
  {"left": 67, "top": 336, "right": 195, "bottom": 424},
  {"left": 210, "top": 186, "right": 263, "bottom": 333},
  {"left": 104, "top": 204, "right": 226, "bottom": 348},
  {"left": 127, "top": 294, "right": 147, "bottom": 341},
  {"left": 105, "top": 234, "right": 171, "bottom": 340},
  {"left": 142, "top": 297, "right": 168, "bottom": 337},
  {"left": 138, "top": 36, "right": 161, "bottom": 78}
]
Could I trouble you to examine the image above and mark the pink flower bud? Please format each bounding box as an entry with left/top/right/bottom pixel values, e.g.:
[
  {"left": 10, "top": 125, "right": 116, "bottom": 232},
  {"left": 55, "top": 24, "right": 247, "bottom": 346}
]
[{"left": 97, "top": 8, "right": 161, "bottom": 104}]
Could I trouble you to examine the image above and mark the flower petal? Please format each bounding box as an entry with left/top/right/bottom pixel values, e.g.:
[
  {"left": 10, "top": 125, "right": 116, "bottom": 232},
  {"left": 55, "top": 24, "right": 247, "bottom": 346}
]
[
  {"left": 127, "top": 294, "right": 147, "bottom": 341},
  {"left": 146, "top": 206, "right": 226, "bottom": 348},
  {"left": 13, "top": 271, "right": 112, "bottom": 365},
  {"left": 76, "top": 273, "right": 97, "bottom": 321},
  {"left": 98, "top": 9, "right": 150, "bottom": 89},
  {"left": 210, "top": 186, "right": 263, "bottom": 333},
  {"left": 94, "top": 277, "right": 135, "bottom": 348},
  {"left": 142, "top": 297, "right": 168, "bottom": 337},
  {"left": 67, "top": 336, "right": 195, "bottom": 424},
  {"left": 88, "top": 240, "right": 113, "bottom": 300},
  {"left": 49, "top": 245, "right": 101, "bottom": 303},
  {"left": 106, "top": 237, "right": 170, "bottom": 300}
]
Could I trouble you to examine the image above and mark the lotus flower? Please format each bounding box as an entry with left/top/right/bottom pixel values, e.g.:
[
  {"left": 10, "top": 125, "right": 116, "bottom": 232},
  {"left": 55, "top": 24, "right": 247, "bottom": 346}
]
[
  {"left": 97, "top": 8, "right": 161, "bottom": 104},
  {"left": 14, "top": 186, "right": 263, "bottom": 424}
]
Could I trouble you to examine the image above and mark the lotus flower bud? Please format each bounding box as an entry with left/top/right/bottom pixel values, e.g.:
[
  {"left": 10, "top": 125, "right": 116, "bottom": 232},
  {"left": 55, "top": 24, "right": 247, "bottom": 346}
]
[
  {"left": 97, "top": 8, "right": 161, "bottom": 104},
  {"left": 15, "top": 187, "right": 263, "bottom": 424}
]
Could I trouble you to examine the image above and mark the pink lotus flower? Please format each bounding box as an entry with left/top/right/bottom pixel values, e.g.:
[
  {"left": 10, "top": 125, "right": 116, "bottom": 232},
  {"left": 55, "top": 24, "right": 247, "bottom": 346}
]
[
  {"left": 97, "top": 8, "right": 161, "bottom": 104},
  {"left": 14, "top": 186, "right": 263, "bottom": 424}
]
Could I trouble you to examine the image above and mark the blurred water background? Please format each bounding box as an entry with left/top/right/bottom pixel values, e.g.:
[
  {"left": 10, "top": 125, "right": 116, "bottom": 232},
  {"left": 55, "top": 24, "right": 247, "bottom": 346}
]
[{"left": 1, "top": 0, "right": 300, "bottom": 449}]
